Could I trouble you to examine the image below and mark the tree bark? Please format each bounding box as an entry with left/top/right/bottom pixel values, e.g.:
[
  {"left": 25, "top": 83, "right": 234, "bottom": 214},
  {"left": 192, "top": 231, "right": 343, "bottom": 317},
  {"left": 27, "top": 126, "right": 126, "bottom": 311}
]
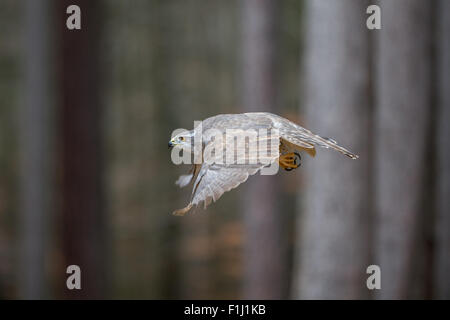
[
  {"left": 295, "top": 0, "right": 371, "bottom": 299},
  {"left": 18, "top": 0, "right": 53, "bottom": 299},
  {"left": 241, "top": 0, "right": 289, "bottom": 299},
  {"left": 374, "top": 0, "right": 433, "bottom": 299},
  {"left": 57, "top": 0, "right": 107, "bottom": 299}
]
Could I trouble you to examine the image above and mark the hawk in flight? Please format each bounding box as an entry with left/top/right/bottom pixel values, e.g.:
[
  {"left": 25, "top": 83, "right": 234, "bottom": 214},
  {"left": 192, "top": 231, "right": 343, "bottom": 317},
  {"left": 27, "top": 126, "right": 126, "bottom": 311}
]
[{"left": 168, "top": 112, "right": 358, "bottom": 216}]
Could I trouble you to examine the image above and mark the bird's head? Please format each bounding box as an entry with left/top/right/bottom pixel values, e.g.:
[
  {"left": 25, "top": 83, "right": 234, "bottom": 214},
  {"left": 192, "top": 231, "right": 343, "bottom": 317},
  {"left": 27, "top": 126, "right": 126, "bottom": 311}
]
[{"left": 168, "top": 130, "right": 194, "bottom": 150}]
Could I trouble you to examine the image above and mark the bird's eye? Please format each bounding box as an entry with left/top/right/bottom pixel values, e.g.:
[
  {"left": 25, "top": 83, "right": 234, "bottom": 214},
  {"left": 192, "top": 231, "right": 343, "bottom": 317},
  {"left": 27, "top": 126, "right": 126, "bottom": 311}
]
[{"left": 179, "top": 137, "right": 185, "bottom": 141}]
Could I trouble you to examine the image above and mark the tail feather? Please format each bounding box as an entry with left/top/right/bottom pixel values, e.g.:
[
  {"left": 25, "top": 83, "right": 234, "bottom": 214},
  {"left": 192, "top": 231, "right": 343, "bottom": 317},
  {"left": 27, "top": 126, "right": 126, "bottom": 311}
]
[
  {"left": 280, "top": 129, "right": 359, "bottom": 159},
  {"left": 313, "top": 134, "right": 359, "bottom": 159},
  {"left": 275, "top": 115, "right": 359, "bottom": 160}
]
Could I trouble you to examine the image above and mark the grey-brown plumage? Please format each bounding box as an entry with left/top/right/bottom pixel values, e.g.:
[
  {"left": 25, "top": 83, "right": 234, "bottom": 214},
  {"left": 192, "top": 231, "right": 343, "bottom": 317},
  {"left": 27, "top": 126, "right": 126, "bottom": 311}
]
[{"left": 169, "top": 112, "right": 358, "bottom": 215}]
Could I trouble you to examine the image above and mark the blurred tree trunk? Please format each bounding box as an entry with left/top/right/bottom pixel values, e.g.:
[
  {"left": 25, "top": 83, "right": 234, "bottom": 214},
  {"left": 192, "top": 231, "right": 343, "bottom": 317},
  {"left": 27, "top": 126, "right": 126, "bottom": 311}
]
[
  {"left": 434, "top": 0, "right": 450, "bottom": 299},
  {"left": 241, "top": 0, "right": 289, "bottom": 299},
  {"left": 374, "top": 0, "right": 433, "bottom": 299},
  {"left": 57, "top": 0, "right": 107, "bottom": 299},
  {"left": 18, "top": 0, "right": 53, "bottom": 299},
  {"left": 295, "top": 0, "right": 371, "bottom": 299},
  {"left": 178, "top": 215, "right": 212, "bottom": 299}
]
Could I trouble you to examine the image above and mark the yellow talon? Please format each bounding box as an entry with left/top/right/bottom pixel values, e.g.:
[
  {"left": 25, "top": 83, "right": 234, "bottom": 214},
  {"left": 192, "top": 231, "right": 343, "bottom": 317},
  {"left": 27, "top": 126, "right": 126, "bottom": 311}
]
[{"left": 279, "top": 152, "right": 301, "bottom": 171}]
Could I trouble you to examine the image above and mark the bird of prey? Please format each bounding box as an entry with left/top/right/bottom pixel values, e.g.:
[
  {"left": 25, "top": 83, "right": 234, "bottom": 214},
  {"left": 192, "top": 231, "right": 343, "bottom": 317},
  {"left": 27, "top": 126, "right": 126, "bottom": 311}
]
[{"left": 168, "top": 112, "right": 358, "bottom": 216}]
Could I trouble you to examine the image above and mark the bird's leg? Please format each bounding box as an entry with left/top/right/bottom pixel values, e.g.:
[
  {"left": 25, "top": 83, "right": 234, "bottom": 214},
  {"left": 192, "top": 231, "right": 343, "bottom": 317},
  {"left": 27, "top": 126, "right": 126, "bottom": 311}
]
[
  {"left": 173, "top": 203, "right": 193, "bottom": 216},
  {"left": 279, "top": 152, "right": 301, "bottom": 171}
]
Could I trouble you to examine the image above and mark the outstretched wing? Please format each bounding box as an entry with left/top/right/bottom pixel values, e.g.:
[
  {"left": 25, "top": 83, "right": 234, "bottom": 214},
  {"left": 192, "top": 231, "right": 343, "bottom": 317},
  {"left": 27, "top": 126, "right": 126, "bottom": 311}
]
[
  {"left": 173, "top": 129, "right": 279, "bottom": 216},
  {"left": 173, "top": 164, "right": 262, "bottom": 216}
]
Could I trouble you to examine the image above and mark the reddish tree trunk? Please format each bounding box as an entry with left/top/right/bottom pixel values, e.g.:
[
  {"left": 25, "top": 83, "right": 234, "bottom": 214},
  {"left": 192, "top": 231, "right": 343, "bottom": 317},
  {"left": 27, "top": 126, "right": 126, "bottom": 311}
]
[{"left": 58, "top": 0, "right": 107, "bottom": 299}]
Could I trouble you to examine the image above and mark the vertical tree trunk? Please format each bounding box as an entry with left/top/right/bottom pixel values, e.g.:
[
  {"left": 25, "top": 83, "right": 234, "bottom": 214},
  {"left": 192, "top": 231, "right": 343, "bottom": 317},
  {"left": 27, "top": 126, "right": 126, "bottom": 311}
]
[
  {"left": 241, "top": 0, "right": 289, "bottom": 299},
  {"left": 58, "top": 0, "right": 107, "bottom": 299},
  {"left": 374, "top": 0, "right": 433, "bottom": 299},
  {"left": 434, "top": 0, "right": 450, "bottom": 299},
  {"left": 295, "top": 0, "right": 371, "bottom": 299},
  {"left": 19, "top": 0, "right": 53, "bottom": 299}
]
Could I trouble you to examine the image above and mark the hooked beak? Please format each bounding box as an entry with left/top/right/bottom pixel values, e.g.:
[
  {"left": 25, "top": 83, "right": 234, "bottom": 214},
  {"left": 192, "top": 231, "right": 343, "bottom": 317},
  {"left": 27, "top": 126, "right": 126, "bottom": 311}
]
[{"left": 168, "top": 140, "right": 174, "bottom": 149}]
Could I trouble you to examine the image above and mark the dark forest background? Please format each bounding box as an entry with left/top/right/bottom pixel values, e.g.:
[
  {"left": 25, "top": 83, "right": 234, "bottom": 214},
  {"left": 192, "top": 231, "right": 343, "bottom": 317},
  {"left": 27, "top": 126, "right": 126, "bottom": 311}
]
[{"left": 0, "top": 0, "right": 449, "bottom": 299}]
